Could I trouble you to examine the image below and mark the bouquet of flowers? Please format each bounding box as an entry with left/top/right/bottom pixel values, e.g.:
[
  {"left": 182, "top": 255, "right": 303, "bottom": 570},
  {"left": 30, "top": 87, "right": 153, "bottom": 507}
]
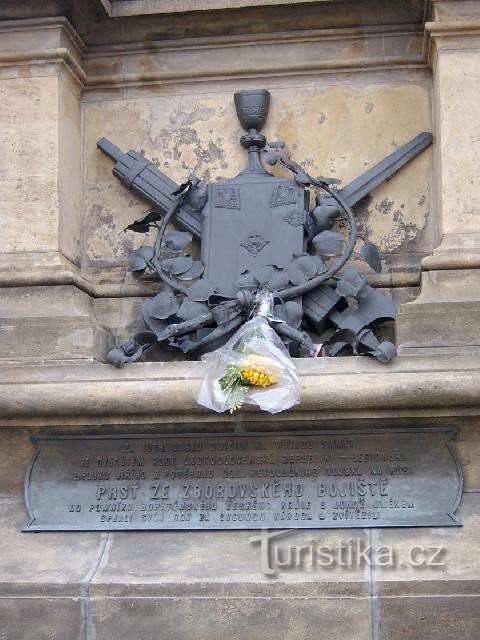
[{"left": 195, "top": 315, "right": 300, "bottom": 414}]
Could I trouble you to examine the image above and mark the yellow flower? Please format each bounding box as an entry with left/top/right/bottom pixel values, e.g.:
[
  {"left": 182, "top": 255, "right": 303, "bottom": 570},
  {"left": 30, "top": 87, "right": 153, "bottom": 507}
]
[
  {"left": 240, "top": 354, "right": 279, "bottom": 387},
  {"left": 241, "top": 368, "right": 277, "bottom": 387}
]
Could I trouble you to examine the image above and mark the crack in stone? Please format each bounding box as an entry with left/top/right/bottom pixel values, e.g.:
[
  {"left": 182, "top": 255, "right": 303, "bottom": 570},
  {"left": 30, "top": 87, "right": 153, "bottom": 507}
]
[{"left": 81, "top": 532, "right": 111, "bottom": 640}]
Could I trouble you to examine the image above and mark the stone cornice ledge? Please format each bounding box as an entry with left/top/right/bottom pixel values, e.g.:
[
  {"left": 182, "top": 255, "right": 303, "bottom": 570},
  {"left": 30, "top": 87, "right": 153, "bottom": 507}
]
[
  {"left": 109, "top": 0, "right": 330, "bottom": 18},
  {"left": 425, "top": 18, "right": 480, "bottom": 65},
  {"left": 0, "top": 17, "right": 86, "bottom": 85},
  {"left": 0, "top": 16, "right": 426, "bottom": 90},
  {"left": 426, "top": 19, "right": 480, "bottom": 38},
  {"left": 0, "top": 353, "right": 479, "bottom": 426}
]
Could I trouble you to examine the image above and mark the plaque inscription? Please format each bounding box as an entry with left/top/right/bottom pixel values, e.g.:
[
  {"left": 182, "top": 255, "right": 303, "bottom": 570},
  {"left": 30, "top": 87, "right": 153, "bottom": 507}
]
[{"left": 24, "top": 429, "right": 463, "bottom": 531}]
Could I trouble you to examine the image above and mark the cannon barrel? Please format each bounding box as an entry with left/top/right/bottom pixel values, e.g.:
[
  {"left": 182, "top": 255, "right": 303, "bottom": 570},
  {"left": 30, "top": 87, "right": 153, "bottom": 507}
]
[
  {"left": 314, "top": 132, "right": 433, "bottom": 219},
  {"left": 97, "top": 137, "right": 202, "bottom": 239}
]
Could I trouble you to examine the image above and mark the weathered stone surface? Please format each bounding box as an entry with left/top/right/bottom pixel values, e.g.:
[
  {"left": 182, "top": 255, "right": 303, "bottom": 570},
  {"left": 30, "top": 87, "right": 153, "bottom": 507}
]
[
  {"left": 0, "top": 19, "right": 83, "bottom": 266},
  {"left": 0, "top": 15, "right": 429, "bottom": 288},
  {"left": 78, "top": 0, "right": 427, "bottom": 47},
  {"left": 84, "top": 83, "right": 432, "bottom": 277},
  {"left": 455, "top": 423, "right": 480, "bottom": 491},
  {"left": 375, "top": 595, "right": 480, "bottom": 640},
  {"left": 90, "top": 528, "right": 369, "bottom": 597},
  {"left": 58, "top": 70, "right": 82, "bottom": 265},
  {"left": 1, "top": 285, "right": 92, "bottom": 320},
  {"left": 433, "top": 0, "right": 480, "bottom": 25},
  {"left": 422, "top": 232, "right": 480, "bottom": 270},
  {"left": 0, "top": 596, "right": 84, "bottom": 640},
  {"left": 0, "top": 450, "right": 477, "bottom": 636},
  {"left": 0, "top": 429, "right": 34, "bottom": 497},
  {"left": 0, "top": 19, "right": 63, "bottom": 57},
  {"left": 0, "top": 499, "right": 104, "bottom": 596},
  {"left": 88, "top": 594, "right": 370, "bottom": 640},
  {"left": 1, "top": 354, "right": 480, "bottom": 425},
  {"left": 432, "top": 39, "right": 480, "bottom": 237},
  {"left": 371, "top": 493, "right": 480, "bottom": 596},
  {"left": 0, "top": 286, "right": 102, "bottom": 362},
  {"left": 114, "top": 31, "right": 423, "bottom": 83},
  {"left": 422, "top": 10, "right": 480, "bottom": 270},
  {"left": 0, "top": 251, "right": 76, "bottom": 287},
  {"left": 0, "top": 75, "right": 59, "bottom": 253},
  {"left": 94, "top": 297, "right": 145, "bottom": 342},
  {"left": 0, "top": 4, "right": 479, "bottom": 640},
  {"left": 396, "top": 269, "right": 480, "bottom": 351},
  {"left": 109, "top": 0, "right": 341, "bottom": 18}
]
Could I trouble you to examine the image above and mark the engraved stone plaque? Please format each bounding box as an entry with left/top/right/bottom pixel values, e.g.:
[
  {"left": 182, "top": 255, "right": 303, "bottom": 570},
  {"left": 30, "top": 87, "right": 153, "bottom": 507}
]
[{"left": 23, "top": 429, "right": 463, "bottom": 531}]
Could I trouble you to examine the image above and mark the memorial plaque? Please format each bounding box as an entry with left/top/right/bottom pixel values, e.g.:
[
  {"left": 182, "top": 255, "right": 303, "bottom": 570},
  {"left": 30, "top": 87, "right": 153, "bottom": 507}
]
[{"left": 23, "top": 429, "right": 463, "bottom": 531}]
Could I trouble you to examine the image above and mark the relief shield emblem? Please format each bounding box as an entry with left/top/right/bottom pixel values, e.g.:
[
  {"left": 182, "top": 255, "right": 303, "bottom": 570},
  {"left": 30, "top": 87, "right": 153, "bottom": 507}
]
[{"left": 201, "top": 176, "right": 308, "bottom": 296}]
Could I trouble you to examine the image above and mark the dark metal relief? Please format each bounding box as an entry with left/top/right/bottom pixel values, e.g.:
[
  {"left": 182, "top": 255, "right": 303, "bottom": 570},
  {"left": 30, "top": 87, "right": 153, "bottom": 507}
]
[
  {"left": 97, "top": 89, "right": 433, "bottom": 368},
  {"left": 24, "top": 429, "right": 463, "bottom": 532}
]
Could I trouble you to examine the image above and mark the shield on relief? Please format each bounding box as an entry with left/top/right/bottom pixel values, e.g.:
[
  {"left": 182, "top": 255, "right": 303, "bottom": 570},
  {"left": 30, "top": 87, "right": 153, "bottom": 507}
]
[{"left": 201, "top": 175, "right": 308, "bottom": 296}]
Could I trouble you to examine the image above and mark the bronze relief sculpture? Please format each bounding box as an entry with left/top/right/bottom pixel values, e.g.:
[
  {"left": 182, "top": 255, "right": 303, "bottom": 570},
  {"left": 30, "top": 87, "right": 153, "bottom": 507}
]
[{"left": 98, "top": 90, "right": 432, "bottom": 369}]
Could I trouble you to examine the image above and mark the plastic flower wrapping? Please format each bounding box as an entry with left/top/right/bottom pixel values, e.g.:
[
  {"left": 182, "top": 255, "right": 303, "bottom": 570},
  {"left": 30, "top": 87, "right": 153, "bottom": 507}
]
[{"left": 195, "top": 315, "right": 300, "bottom": 414}]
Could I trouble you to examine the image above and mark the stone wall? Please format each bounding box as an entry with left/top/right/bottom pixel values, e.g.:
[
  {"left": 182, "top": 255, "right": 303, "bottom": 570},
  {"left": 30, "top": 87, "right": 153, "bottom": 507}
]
[
  {"left": 1, "top": 1, "right": 480, "bottom": 639},
  {"left": 0, "top": 0, "right": 434, "bottom": 360}
]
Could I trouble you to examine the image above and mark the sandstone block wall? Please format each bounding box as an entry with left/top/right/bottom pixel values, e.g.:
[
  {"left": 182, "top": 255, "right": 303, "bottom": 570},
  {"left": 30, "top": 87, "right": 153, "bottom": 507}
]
[{"left": 1, "top": 1, "right": 480, "bottom": 638}]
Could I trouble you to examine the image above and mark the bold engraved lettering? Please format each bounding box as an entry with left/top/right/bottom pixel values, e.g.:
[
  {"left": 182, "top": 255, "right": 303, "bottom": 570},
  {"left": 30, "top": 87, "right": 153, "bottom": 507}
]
[
  {"left": 317, "top": 479, "right": 386, "bottom": 498},
  {"left": 380, "top": 479, "right": 388, "bottom": 496},
  {"left": 96, "top": 484, "right": 139, "bottom": 501}
]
